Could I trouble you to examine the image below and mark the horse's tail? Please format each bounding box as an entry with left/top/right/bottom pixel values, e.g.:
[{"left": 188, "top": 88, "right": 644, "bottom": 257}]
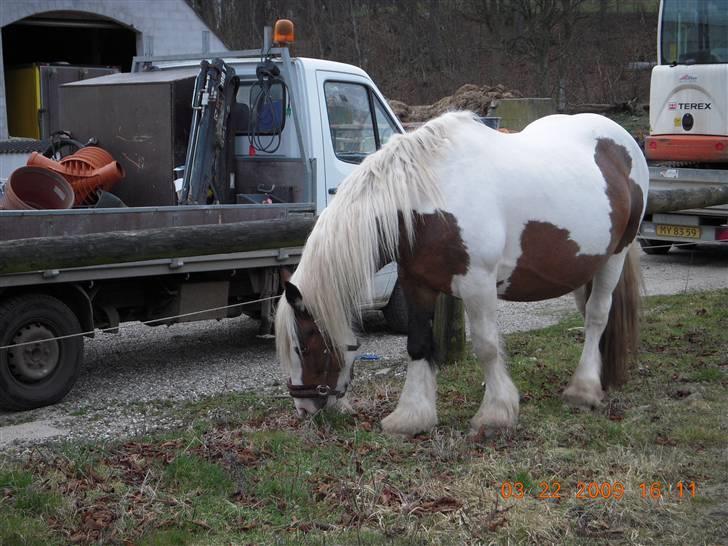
[{"left": 600, "top": 243, "right": 643, "bottom": 389}]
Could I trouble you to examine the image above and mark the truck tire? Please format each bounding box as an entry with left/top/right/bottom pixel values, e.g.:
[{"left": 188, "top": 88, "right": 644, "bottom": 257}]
[
  {"left": 383, "top": 282, "right": 408, "bottom": 334},
  {"left": 0, "top": 294, "right": 84, "bottom": 411},
  {"left": 639, "top": 238, "right": 672, "bottom": 255}
]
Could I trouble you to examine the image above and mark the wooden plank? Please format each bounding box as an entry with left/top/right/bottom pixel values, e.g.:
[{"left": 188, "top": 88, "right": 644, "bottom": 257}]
[{"left": 0, "top": 216, "right": 316, "bottom": 275}]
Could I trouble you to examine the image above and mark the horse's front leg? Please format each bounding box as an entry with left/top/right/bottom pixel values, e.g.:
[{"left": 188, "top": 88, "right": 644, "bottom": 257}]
[
  {"left": 381, "top": 285, "right": 438, "bottom": 436},
  {"left": 461, "top": 279, "right": 519, "bottom": 436}
]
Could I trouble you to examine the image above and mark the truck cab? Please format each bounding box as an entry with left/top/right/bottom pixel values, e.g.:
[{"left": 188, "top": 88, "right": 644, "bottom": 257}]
[{"left": 231, "top": 58, "right": 403, "bottom": 213}]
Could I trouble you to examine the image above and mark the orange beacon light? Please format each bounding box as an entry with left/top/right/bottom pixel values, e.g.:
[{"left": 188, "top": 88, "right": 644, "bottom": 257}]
[{"left": 274, "top": 19, "right": 295, "bottom": 45}]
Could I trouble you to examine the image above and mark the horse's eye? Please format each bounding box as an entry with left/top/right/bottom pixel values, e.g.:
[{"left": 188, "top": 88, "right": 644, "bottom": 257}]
[{"left": 295, "top": 346, "right": 309, "bottom": 357}]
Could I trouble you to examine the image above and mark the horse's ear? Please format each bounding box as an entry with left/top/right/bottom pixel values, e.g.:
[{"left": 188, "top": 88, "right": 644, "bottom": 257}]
[{"left": 285, "top": 282, "right": 306, "bottom": 313}]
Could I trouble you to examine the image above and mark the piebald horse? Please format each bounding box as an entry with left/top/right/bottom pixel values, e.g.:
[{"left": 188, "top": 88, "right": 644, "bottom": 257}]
[{"left": 276, "top": 111, "right": 648, "bottom": 436}]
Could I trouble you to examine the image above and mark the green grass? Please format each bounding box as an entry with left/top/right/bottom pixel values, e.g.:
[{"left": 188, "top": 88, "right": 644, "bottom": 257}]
[
  {"left": 1, "top": 289, "right": 726, "bottom": 544},
  {"left": 163, "top": 454, "right": 233, "bottom": 495},
  {"left": 0, "top": 469, "right": 64, "bottom": 546},
  {"left": 607, "top": 110, "right": 650, "bottom": 138}
]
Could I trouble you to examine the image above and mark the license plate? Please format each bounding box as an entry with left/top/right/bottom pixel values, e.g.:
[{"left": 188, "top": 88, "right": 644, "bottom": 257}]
[{"left": 655, "top": 224, "right": 701, "bottom": 239}]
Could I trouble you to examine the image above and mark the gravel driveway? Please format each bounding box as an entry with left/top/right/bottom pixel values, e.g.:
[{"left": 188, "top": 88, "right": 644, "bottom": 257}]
[{"left": 1, "top": 245, "right": 726, "bottom": 452}]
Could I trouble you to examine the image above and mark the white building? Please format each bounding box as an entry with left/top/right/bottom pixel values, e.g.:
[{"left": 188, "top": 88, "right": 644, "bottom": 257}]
[{"left": 0, "top": 0, "right": 227, "bottom": 139}]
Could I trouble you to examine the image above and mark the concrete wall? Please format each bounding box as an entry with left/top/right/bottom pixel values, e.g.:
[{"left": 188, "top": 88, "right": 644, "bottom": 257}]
[
  {"left": 0, "top": 0, "right": 228, "bottom": 139},
  {"left": 492, "top": 98, "right": 557, "bottom": 131}
]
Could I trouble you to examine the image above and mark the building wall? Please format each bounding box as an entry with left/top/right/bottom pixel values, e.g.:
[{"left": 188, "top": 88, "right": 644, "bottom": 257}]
[{"left": 0, "top": 0, "right": 228, "bottom": 139}]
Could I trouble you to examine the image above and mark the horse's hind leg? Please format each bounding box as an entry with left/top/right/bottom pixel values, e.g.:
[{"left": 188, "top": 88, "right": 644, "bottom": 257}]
[
  {"left": 573, "top": 285, "right": 587, "bottom": 318},
  {"left": 564, "top": 251, "right": 627, "bottom": 409},
  {"left": 381, "top": 283, "right": 439, "bottom": 436},
  {"left": 461, "top": 277, "right": 519, "bottom": 435}
]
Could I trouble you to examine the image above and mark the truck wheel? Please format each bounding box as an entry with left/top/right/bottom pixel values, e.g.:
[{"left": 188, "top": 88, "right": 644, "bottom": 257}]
[
  {"left": 383, "top": 282, "right": 408, "bottom": 334},
  {"left": 0, "top": 295, "right": 83, "bottom": 411},
  {"left": 639, "top": 238, "right": 672, "bottom": 255}
]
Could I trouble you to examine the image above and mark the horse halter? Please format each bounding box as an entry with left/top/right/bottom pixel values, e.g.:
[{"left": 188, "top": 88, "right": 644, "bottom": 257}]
[{"left": 287, "top": 342, "right": 360, "bottom": 400}]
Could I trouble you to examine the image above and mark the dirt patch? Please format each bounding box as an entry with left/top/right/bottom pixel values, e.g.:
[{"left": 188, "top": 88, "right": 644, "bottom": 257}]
[{"left": 390, "top": 83, "right": 522, "bottom": 123}]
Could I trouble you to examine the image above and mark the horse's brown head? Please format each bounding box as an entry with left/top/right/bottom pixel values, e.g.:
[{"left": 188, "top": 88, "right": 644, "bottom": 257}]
[{"left": 280, "top": 282, "right": 357, "bottom": 416}]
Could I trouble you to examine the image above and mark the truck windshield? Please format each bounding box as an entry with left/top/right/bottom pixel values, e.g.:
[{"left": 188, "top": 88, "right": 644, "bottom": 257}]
[{"left": 660, "top": 0, "right": 728, "bottom": 64}]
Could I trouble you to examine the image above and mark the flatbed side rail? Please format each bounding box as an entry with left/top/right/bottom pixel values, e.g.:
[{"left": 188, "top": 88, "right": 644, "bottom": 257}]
[
  {"left": 649, "top": 166, "right": 728, "bottom": 188},
  {"left": 0, "top": 203, "right": 316, "bottom": 241},
  {"left": 0, "top": 247, "right": 304, "bottom": 288}
]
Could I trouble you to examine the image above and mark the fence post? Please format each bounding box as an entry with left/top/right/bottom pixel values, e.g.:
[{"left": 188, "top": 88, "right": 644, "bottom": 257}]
[{"left": 433, "top": 294, "right": 466, "bottom": 365}]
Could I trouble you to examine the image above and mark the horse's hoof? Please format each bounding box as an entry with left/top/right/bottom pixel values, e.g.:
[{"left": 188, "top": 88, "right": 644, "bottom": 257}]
[
  {"left": 381, "top": 409, "right": 437, "bottom": 437},
  {"left": 563, "top": 382, "right": 604, "bottom": 410},
  {"left": 468, "top": 413, "right": 517, "bottom": 441},
  {"left": 468, "top": 424, "right": 512, "bottom": 442},
  {"left": 469, "top": 397, "right": 519, "bottom": 434}
]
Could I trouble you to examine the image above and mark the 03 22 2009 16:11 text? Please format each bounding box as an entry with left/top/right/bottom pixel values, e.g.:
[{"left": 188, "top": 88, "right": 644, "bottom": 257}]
[{"left": 499, "top": 480, "right": 697, "bottom": 500}]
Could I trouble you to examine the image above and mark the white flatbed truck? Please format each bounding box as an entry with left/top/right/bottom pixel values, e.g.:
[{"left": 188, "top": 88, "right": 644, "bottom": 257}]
[{"left": 0, "top": 28, "right": 407, "bottom": 410}]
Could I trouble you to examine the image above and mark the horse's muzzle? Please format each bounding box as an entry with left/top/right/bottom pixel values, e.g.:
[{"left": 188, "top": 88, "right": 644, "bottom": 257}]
[{"left": 295, "top": 396, "right": 326, "bottom": 417}]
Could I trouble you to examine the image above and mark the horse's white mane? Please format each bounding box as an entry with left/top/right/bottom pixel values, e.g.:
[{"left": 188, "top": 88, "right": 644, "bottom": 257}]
[{"left": 276, "top": 111, "right": 478, "bottom": 369}]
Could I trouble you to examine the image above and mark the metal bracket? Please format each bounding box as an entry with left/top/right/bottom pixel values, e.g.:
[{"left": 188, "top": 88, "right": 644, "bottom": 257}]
[{"left": 101, "top": 305, "right": 120, "bottom": 334}]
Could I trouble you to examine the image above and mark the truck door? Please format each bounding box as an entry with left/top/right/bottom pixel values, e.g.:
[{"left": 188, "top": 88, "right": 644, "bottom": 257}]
[{"left": 315, "top": 71, "right": 399, "bottom": 205}]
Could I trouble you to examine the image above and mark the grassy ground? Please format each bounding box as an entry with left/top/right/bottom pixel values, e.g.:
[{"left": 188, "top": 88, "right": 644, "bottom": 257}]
[
  {"left": 607, "top": 110, "right": 650, "bottom": 141},
  {"left": 1, "top": 290, "right": 726, "bottom": 545}
]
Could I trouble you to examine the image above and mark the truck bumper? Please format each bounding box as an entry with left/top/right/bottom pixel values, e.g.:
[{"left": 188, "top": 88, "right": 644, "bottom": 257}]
[
  {"left": 640, "top": 213, "right": 728, "bottom": 245},
  {"left": 645, "top": 135, "right": 728, "bottom": 163}
]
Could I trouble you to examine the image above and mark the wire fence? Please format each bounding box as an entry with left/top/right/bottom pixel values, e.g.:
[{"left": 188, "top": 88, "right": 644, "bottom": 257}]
[
  {"left": 0, "top": 239, "right": 720, "bottom": 352},
  {"left": 638, "top": 240, "right": 706, "bottom": 251},
  {"left": 0, "top": 295, "right": 280, "bottom": 352}
]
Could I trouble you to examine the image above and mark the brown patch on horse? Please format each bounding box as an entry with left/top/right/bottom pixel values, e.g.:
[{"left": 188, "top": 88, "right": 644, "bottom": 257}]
[
  {"left": 291, "top": 313, "right": 322, "bottom": 385},
  {"left": 594, "top": 138, "right": 644, "bottom": 254},
  {"left": 503, "top": 138, "right": 644, "bottom": 302},
  {"left": 294, "top": 312, "right": 343, "bottom": 389},
  {"left": 502, "top": 222, "right": 607, "bottom": 302},
  {"left": 397, "top": 211, "right": 468, "bottom": 363},
  {"left": 284, "top": 283, "right": 343, "bottom": 389},
  {"left": 398, "top": 211, "right": 470, "bottom": 297}
]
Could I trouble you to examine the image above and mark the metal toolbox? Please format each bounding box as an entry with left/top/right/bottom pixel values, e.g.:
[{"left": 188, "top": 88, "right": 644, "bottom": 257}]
[{"left": 59, "top": 68, "right": 197, "bottom": 206}]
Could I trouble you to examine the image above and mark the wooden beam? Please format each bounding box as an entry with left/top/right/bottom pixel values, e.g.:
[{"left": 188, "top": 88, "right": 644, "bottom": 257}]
[
  {"left": 646, "top": 186, "right": 728, "bottom": 214},
  {"left": 0, "top": 216, "right": 316, "bottom": 275},
  {"left": 433, "top": 294, "right": 466, "bottom": 366}
]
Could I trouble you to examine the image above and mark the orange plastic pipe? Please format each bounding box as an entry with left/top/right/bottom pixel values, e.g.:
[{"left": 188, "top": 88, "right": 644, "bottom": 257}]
[{"left": 26, "top": 147, "right": 125, "bottom": 206}]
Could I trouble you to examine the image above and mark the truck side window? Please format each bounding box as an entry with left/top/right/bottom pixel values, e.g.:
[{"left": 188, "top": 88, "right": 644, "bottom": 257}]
[
  {"left": 373, "top": 98, "right": 397, "bottom": 146},
  {"left": 324, "top": 81, "right": 397, "bottom": 164}
]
